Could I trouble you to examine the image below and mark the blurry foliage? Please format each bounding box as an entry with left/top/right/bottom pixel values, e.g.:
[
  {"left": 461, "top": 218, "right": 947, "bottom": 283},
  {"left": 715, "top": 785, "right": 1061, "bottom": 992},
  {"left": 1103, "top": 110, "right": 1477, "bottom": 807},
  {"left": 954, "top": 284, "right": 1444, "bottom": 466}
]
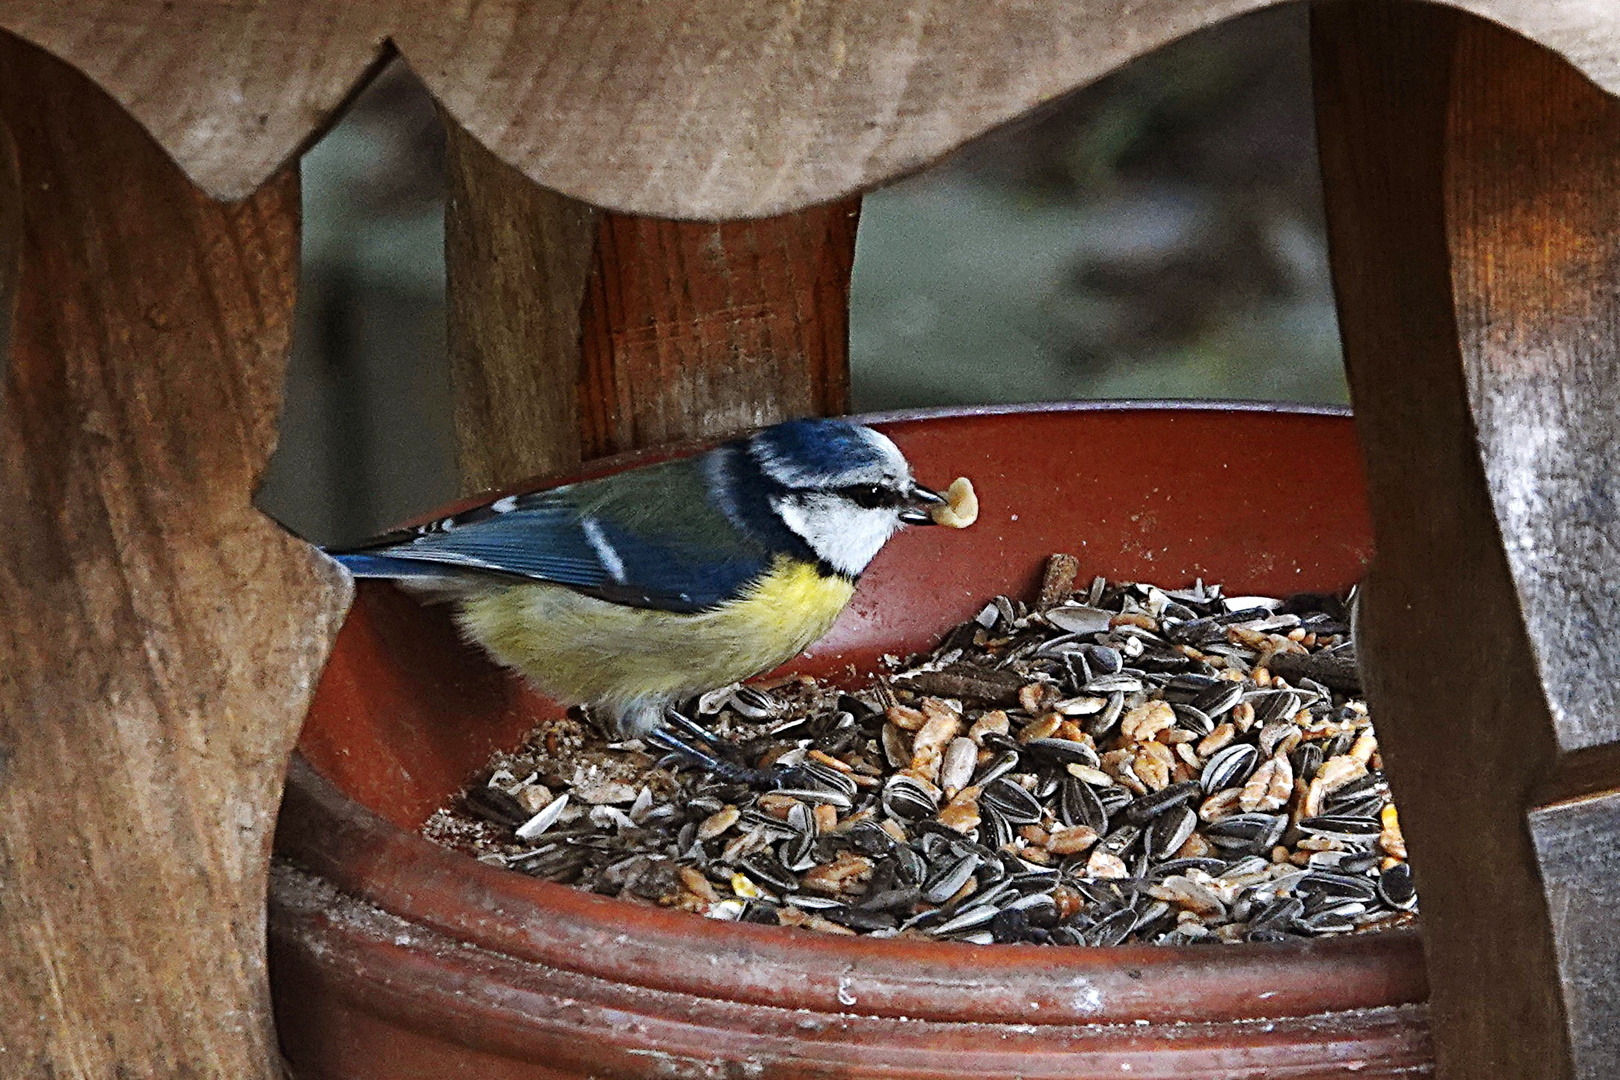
[
  {"left": 258, "top": 63, "right": 453, "bottom": 544},
  {"left": 850, "top": 3, "right": 1346, "bottom": 408}
]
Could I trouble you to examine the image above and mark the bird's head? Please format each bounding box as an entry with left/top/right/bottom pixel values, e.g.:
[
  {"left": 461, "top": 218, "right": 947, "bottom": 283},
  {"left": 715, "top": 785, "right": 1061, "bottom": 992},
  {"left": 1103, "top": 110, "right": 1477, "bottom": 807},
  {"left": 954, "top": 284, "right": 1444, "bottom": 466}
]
[{"left": 747, "top": 418, "right": 945, "bottom": 577}]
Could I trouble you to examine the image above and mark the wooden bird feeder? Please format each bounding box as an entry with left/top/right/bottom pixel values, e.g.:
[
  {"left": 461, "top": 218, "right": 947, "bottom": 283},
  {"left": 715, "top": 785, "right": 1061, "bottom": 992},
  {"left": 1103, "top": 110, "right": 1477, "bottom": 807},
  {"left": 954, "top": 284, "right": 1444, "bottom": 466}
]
[{"left": 2, "top": 2, "right": 1619, "bottom": 1078}]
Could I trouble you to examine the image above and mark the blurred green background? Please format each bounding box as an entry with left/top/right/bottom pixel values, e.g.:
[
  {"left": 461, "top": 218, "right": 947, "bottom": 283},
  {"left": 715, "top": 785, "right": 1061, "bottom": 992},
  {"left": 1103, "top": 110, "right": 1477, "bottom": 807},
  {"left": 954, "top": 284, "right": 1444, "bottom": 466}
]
[{"left": 258, "top": 3, "right": 1345, "bottom": 546}]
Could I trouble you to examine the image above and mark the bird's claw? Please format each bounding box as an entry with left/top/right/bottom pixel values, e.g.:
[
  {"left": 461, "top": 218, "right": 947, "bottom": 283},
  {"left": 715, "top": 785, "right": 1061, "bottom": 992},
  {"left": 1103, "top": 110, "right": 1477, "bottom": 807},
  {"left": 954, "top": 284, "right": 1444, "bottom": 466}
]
[
  {"left": 661, "top": 706, "right": 732, "bottom": 753},
  {"left": 644, "top": 725, "right": 781, "bottom": 788},
  {"left": 645, "top": 708, "right": 819, "bottom": 789}
]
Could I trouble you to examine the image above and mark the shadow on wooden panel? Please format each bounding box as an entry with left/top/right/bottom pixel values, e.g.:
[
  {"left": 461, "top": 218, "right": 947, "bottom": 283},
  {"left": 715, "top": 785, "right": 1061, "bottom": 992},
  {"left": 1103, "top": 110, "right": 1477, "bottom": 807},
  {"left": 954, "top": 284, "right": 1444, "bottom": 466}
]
[{"left": 0, "top": 116, "right": 17, "bottom": 388}]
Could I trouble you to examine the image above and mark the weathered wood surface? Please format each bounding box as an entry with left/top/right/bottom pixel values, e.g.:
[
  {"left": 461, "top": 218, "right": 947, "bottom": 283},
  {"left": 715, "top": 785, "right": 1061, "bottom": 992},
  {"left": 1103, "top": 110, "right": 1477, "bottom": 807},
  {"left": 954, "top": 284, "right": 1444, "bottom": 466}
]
[
  {"left": 0, "top": 2, "right": 1617, "bottom": 215},
  {"left": 1315, "top": 4, "right": 1620, "bottom": 1077},
  {"left": 0, "top": 34, "right": 351, "bottom": 1079},
  {"left": 444, "top": 133, "right": 857, "bottom": 490},
  {"left": 575, "top": 200, "right": 858, "bottom": 461},
  {"left": 445, "top": 114, "right": 599, "bottom": 492},
  {"left": 1529, "top": 794, "right": 1620, "bottom": 1080}
]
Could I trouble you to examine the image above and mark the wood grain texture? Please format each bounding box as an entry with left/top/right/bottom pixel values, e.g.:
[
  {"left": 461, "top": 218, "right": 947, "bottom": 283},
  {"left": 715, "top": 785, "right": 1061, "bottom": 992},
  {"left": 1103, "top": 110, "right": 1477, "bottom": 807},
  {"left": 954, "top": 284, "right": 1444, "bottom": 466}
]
[
  {"left": 1316, "top": 5, "right": 1620, "bottom": 1077},
  {"left": 445, "top": 113, "right": 599, "bottom": 492},
  {"left": 1445, "top": 25, "right": 1620, "bottom": 756},
  {"left": 1529, "top": 793, "right": 1620, "bottom": 1079},
  {"left": 0, "top": 6, "right": 386, "bottom": 201},
  {"left": 0, "top": 34, "right": 351, "bottom": 1079},
  {"left": 577, "top": 201, "right": 858, "bottom": 460},
  {"left": 0, "top": 115, "right": 17, "bottom": 388},
  {"left": 0, "top": 2, "right": 1618, "bottom": 214},
  {"left": 444, "top": 133, "right": 854, "bottom": 491},
  {"left": 1446, "top": 23, "right": 1620, "bottom": 1078}
]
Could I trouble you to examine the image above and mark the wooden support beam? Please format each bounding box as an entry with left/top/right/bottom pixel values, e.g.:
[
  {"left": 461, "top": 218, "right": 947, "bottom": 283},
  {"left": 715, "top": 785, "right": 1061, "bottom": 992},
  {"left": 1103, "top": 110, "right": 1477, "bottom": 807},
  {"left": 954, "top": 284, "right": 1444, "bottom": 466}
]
[
  {"left": 0, "top": 33, "right": 350, "bottom": 1078},
  {"left": 443, "top": 115, "right": 858, "bottom": 491},
  {"left": 444, "top": 116, "right": 599, "bottom": 493},
  {"left": 1314, "top": 5, "right": 1620, "bottom": 1076},
  {"left": 576, "top": 201, "right": 858, "bottom": 460}
]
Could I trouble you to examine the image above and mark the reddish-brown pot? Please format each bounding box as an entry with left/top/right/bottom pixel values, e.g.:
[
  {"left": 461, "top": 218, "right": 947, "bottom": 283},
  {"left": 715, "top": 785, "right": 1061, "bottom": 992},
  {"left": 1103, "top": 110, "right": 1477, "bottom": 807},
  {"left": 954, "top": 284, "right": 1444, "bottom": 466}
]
[{"left": 271, "top": 404, "right": 1432, "bottom": 1079}]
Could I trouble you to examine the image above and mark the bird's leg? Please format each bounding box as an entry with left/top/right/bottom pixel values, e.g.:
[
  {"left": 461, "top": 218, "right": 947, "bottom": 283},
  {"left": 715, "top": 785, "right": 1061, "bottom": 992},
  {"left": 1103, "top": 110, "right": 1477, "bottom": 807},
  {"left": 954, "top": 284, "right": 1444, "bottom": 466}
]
[
  {"left": 646, "top": 707, "right": 811, "bottom": 789},
  {"left": 644, "top": 727, "right": 774, "bottom": 786}
]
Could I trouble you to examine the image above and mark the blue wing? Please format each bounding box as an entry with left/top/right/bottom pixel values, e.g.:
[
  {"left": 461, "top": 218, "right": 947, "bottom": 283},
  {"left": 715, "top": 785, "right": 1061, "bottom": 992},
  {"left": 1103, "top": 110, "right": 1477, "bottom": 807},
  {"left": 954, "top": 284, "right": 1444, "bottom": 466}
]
[{"left": 326, "top": 456, "right": 778, "bottom": 614}]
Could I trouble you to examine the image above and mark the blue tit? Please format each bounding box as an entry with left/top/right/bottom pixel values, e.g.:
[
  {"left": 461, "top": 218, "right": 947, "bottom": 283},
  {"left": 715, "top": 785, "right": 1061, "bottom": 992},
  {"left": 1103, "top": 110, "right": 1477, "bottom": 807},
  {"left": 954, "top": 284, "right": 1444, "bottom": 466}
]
[{"left": 327, "top": 417, "right": 948, "bottom": 777}]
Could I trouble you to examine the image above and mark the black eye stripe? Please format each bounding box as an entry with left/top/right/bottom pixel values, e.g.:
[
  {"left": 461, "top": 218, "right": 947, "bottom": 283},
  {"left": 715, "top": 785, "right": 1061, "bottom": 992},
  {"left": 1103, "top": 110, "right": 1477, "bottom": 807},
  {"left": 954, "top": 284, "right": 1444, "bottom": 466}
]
[{"left": 834, "top": 483, "right": 902, "bottom": 509}]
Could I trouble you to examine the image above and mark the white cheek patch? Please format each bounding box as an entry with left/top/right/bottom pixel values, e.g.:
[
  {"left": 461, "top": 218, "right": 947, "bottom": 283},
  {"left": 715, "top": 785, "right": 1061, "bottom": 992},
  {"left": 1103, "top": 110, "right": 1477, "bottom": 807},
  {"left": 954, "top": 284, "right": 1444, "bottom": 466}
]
[{"left": 775, "top": 495, "right": 899, "bottom": 577}]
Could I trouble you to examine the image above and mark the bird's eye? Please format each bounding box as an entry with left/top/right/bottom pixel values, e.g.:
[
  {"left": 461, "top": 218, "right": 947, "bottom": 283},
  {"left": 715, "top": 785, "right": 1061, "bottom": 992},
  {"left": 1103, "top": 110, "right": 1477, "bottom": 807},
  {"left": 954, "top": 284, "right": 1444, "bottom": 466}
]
[{"left": 839, "top": 483, "right": 893, "bottom": 509}]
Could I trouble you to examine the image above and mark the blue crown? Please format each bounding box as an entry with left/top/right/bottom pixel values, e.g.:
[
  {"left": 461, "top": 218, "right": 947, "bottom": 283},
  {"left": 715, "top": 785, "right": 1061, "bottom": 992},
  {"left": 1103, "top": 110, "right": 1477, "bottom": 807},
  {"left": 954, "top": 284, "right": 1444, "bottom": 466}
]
[{"left": 748, "top": 418, "right": 894, "bottom": 488}]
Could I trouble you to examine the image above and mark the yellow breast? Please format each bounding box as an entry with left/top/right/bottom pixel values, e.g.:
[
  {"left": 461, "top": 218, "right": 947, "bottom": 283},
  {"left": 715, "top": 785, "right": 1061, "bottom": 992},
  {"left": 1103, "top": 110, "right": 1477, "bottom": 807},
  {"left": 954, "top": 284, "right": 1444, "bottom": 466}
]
[{"left": 453, "top": 556, "right": 856, "bottom": 711}]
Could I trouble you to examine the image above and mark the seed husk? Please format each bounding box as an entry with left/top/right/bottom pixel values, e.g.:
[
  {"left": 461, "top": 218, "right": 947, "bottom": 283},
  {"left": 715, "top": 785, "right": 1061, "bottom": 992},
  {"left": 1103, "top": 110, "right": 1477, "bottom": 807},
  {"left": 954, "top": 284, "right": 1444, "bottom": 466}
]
[
  {"left": 697, "top": 804, "right": 740, "bottom": 840},
  {"left": 1147, "top": 805, "right": 1198, "bottom": 859}
]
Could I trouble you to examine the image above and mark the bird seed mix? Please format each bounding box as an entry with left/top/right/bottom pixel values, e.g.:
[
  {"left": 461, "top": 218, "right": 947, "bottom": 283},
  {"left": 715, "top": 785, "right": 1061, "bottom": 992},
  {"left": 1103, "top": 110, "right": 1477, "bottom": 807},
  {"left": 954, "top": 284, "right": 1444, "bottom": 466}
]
[{"left": 424, "top": 556, "right": 1417, "bottom": 945}]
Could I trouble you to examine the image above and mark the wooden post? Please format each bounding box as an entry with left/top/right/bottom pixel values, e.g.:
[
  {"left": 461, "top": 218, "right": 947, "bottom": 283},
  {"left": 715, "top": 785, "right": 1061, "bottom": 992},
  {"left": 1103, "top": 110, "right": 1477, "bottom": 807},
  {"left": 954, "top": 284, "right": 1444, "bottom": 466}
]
[
  {"left": 444, "top": 117, "right": 600, "bottom": 492},
  {"left": 0, "top": 34, "right": 350, "bottom": 1078},
  {"left": 443, "top": 111, "right": 858, "bottom": 491},
  {"left": 575, "top": 201, "right": 858, "bottom": 460},
  {"left": 1314, "top": 5, "right": 1620, "bottom": 1076}
]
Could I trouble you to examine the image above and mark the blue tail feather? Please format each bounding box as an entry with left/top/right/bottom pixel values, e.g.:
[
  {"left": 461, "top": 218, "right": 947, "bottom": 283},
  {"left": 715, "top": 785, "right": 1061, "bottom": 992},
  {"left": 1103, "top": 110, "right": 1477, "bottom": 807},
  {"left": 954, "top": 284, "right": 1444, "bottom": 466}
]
[{"left": 329, "top": 552, "right": 455, "bottom": 579}]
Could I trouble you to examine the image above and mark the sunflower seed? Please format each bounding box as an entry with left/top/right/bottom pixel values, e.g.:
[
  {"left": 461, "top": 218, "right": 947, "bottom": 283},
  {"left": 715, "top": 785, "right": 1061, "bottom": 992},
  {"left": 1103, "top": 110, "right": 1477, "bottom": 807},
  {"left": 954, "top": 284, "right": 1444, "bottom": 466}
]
[
  {"left": 1100, "top": 823, "right": 1143, "bottom": 857},
  {"left": 1298, "top": 815, "right": 1382, "bottom": 841},
  {"left": 1086, "top": 906, "right": 1141, "bottom": 946},
  {"left": 1298, "top": 871, "right": 1379, "bottom": 901},
  {"left": 1190, "top": 680, "right": 1244, "bottom": 718},
  {"left": 932, "top": 903, "right": 1001, "bottom": 936},
  {"left": 1125, "top": 781, "right": 1203, "bottom": 823},
  {"left": 1147, "top": 805, "right": 1198, "bottom": 860},
  {"left": 1378, "top": 862, "right": 1418, "bottom": 910},
  {"left": 1254, "top": 690, "right": 1303, "bottom": 729},
  {"left": 1023, "top": 737, "right": 1101, "bottom": 769},
  {"left": 982, "top": 777, "right": 1043, "bottom": 824},
  {"left": 1171, "top": 703, "right": 1215, "bottom": 736},
  {"left": 981, "top": 804, "right": 1016, "bottom": 849},
  {"left": 922, "top": 852, "right": 981, "bottom": 903},
  {"left": 882, "top": 774, "right": 941, "bottom": 820},
  {"left": 1060, "top": 776, "right": 1110, "bottom": 833},
  {"left": 970, "top": 748, "right": 1021, "bottom": 788},
  {"left": 727, "top": 686, "right": 780, "bottom": 719},
  {"left": 1201, "top": 744, "right": 1259, "bottom": 793},
  {"left": 740, "top": 852, "right": 799, "bottom": 892}
]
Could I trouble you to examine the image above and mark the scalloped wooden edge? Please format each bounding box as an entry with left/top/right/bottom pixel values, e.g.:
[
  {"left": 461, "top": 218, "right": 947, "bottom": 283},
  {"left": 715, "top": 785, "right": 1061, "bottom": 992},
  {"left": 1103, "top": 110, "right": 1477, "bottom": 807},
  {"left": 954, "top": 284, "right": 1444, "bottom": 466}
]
[{"left": 0, "top": 0, "right": 1615, "bottom": 215}]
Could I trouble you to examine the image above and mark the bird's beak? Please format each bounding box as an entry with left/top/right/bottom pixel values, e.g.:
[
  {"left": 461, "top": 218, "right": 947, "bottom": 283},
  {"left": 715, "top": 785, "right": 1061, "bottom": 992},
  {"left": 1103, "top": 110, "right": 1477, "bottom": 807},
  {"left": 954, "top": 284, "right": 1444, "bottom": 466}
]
[{"left": 898, "top": 481, "right": 946, "bottom": 524}]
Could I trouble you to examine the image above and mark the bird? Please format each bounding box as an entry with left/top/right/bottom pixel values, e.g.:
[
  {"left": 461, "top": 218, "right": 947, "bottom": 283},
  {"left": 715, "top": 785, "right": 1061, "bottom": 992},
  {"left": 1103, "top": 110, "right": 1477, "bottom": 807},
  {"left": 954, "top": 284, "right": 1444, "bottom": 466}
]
[{"left": 327, "top": 417, "right": 951, "bottom": 783}]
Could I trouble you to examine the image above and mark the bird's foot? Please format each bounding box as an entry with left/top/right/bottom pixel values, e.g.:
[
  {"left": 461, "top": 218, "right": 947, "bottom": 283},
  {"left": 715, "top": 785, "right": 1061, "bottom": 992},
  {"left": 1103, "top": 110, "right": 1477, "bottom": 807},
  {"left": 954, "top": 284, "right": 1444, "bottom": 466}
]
[
  {"left": 644, "top": 712, "right": 803, "bottom": 789},
  {"left": 645, "top": 727, "right": 771, "bottom": 786}
]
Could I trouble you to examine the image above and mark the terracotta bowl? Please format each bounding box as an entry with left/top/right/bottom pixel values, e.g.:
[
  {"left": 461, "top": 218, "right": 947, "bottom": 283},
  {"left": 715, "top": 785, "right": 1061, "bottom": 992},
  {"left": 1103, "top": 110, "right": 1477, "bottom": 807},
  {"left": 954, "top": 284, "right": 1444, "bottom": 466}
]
[{"left": 270, "top": 403, "right": 1431, "bottom": 1079}]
